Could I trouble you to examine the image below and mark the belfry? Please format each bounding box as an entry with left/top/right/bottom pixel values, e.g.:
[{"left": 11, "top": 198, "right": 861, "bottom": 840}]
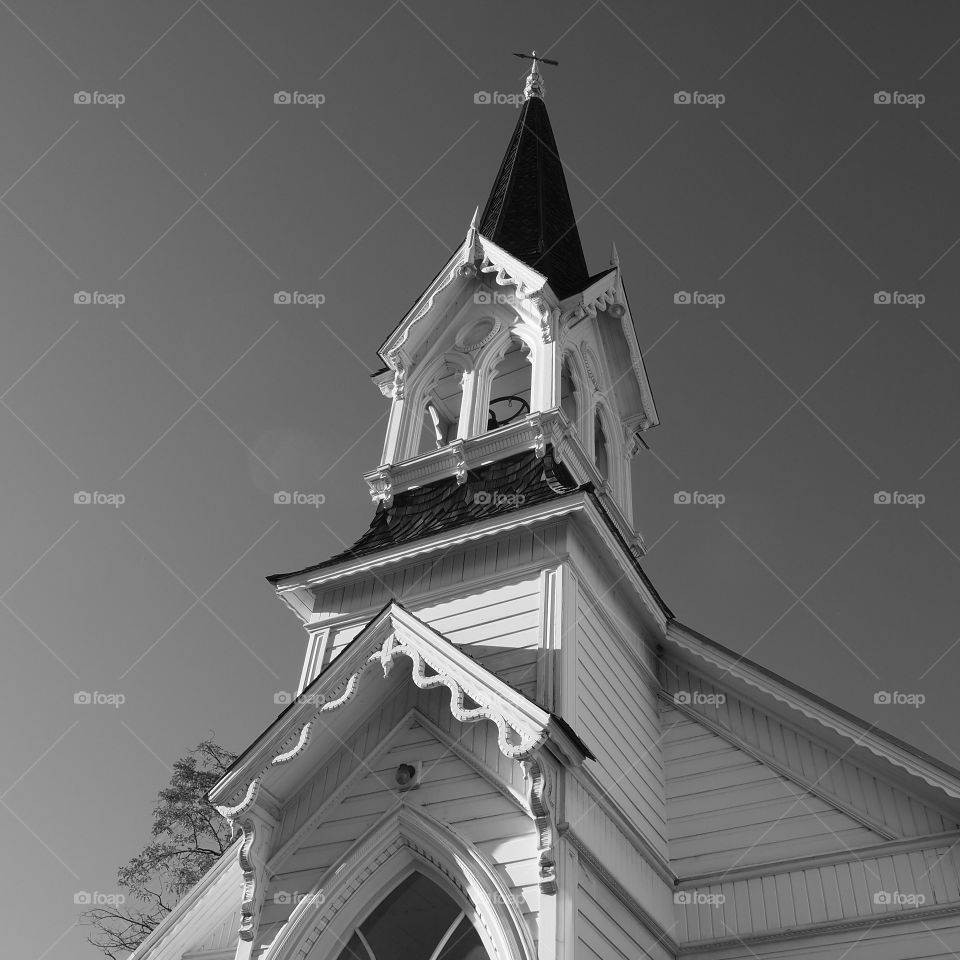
[{"left": 132, "top": 59, "right": 960, "bottom": 960}]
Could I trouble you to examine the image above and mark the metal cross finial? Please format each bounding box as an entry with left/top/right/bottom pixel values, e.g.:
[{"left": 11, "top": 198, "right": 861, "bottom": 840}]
[{"left": 513, "top": 50, "right": 558, "bottom": 100}]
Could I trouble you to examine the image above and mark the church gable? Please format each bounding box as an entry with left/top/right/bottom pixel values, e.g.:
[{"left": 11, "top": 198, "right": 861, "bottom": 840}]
[{"left": 260, "top": 706, "right": 539, "bottom": 954}]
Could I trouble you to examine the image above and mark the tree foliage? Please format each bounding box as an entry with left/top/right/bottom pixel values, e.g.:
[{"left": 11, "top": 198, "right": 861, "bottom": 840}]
[{"left": 80, "top": 737, "right": 237, "bottom": 959}]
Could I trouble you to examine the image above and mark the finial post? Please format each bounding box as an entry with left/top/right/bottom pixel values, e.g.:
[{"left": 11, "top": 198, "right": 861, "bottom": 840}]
[{"left": 513, "top": 50, "right": 558, "bottom": 101}]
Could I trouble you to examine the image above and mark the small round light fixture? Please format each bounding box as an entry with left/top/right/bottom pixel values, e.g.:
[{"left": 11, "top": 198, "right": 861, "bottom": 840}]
[{"left": 395, "top": 762, "right": 420, "bottom": 790}]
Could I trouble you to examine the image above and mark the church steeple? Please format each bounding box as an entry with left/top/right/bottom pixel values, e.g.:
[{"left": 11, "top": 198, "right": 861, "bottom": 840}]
[{"left": 478, "top": 61, "right": 589, "bottom": 299}]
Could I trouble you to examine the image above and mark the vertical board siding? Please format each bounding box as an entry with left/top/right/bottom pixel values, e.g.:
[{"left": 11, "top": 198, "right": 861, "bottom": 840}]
[
  {"left": 662, "top": 660, "right": 958, "bottom": 840},
  {"left": 575, "top": 592, "right": 667, "bottom": 855},
  {"left": 664, "top": 703, "right": 878, "bottom": 874},
  {"left": 674, "top": 842, "right": 960, "bottom": 943}
]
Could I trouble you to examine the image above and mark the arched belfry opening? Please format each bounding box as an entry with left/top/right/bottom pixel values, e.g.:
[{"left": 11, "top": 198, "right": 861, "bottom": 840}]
[
  {"left": 413, "top": 358, "right": 466, "bottom": 455},
  {"left": 486, "top": 335, "right": 531, "bottom": 432},
  {"left": 560, "top": 357, "right": 578, "bottom": 428},
  {"left": 332, "top": 871, "right": 490, "bottom": 960},
  {"left": 594, "top": 409, "right": 609, "bottom": 482}
]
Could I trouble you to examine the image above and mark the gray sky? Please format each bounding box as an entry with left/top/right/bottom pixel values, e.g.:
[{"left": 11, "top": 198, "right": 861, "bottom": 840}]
[{"left": 2, "top": 1, "right": 960, "bottom": 957}]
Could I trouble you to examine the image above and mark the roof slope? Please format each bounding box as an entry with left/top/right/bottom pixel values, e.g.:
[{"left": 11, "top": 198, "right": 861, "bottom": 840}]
[
  {"left": 268, "top": 447, "right": 580, "bottom": 583},
  {"left": 479, "top": 96, "right": 589, "bottom": 299}
]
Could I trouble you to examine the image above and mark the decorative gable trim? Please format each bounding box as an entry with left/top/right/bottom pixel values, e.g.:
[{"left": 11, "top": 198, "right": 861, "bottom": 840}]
[{"left": 211, "top": 604, "right": 590, "bottom": 897}]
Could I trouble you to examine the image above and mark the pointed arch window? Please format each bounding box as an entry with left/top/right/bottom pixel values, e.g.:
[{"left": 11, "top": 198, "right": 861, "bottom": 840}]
[{"left": 332, "top": 871, "right": 490, "bottom": 960}]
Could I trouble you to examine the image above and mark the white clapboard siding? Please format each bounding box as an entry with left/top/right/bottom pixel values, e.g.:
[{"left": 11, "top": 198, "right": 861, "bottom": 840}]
[
  {"left": 662, "top": 660, "right": 959, "bottom": 838},
  {"left": 264, "top": 686, "right": 536, "bottom": 935},
  {"left": 576, "top": 863, "right": 673, "bottom": 960},
  {"left": 664, "top": 705, "right": 879, "bottom": 873},
  {"left": 311, "top": 525, "right": 564, "bottom": 623},
  {"left": 319, "top": 574, "right": 543, "bottom": 698},
  {"left": 675, "top": 841, "right": 960, "bottom": 944},
  {"left": 575, "top": 591, "right": 667, "bottom": 855}
]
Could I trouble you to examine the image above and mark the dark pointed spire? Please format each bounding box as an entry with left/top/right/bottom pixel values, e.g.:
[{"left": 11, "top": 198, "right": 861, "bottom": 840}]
[{"left": 478, "top": 62, "right": 589, "bottom": 300}]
